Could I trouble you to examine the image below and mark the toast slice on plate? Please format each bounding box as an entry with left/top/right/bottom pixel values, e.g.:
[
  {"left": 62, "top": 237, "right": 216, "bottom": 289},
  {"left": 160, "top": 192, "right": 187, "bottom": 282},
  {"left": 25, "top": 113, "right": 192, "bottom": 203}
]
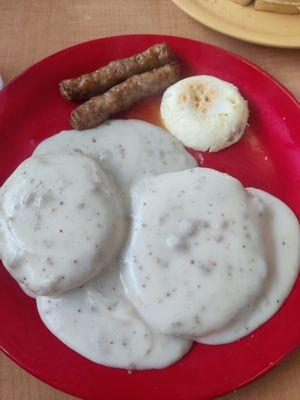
[{"left": 254, "top": 0, "right": 300, "bottom": 14}]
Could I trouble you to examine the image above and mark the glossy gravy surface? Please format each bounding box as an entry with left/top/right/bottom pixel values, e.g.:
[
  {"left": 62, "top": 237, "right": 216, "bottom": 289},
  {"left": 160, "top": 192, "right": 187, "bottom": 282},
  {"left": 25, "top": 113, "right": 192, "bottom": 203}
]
[{"left": 0, "top": 120, "right": 299, "bottom": 370}]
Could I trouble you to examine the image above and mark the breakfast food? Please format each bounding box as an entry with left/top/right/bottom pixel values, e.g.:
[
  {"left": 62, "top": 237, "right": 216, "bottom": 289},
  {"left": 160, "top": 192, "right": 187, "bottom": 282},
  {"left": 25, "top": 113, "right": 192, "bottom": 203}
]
[
  {"left": 254, "top": 0, "right": 300, "bottom": 13},
  {"left": 232, "top": 0, "right": 252, "bottom": 4},
  {"left": 37, "top": 265, "right": 192, "bottom": 369},
  {"left": 0, "top": 154, "right": 127, "bottom": 296},
  {"left": 70, "top": 62, "right": 180, "bottom": 130},
  {"left": 0, "top": 118, "right": 299, "bottom": 368},
  {"left": 160, "top": 75, "right": 249, "bottom": 152},
  {"left": 201, "top": 187, "right": 300, "bottom": 344},
  {"left": 34, "top": 119, "right": 197, "bottom": 204},
  {"left": 60, "top": 43, "right": 180, "bottom": 130},
  {"left": 122, "top": 168, "right": 299, "bottom": 342},
  {"left": 30, "top": 120, "right": 195, "bottom": 369},
  {"left": 60, "top": 43, "right": 176, "bottom": 102},
  {"left": 230, "top": 0, "right": 300, "bottom": 13},
  {"left": 1, "top": 45, "right": 299, "bottom": 371}
]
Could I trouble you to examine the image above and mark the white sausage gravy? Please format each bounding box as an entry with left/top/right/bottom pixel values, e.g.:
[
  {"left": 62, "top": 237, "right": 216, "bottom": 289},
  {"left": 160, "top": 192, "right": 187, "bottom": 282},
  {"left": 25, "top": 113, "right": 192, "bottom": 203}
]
[{"left": 0, "top": 119, "right": 298, "bottom": 369}]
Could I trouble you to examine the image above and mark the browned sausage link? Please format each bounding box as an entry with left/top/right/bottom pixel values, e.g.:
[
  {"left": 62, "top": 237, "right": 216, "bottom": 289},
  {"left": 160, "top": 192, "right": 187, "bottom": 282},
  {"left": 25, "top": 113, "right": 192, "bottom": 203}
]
[
  {"left": 60, "top": 43, "right": 176, "bottom": 102},
  {"left": 70, "top": 62, "right": 180, "bottom": 130}
]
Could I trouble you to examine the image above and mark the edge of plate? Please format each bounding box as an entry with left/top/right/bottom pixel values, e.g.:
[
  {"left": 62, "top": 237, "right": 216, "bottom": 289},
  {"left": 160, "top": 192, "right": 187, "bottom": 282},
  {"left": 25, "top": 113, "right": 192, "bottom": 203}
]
[{"left": 172, "top": 0, "right": 300, "bottom": 49}]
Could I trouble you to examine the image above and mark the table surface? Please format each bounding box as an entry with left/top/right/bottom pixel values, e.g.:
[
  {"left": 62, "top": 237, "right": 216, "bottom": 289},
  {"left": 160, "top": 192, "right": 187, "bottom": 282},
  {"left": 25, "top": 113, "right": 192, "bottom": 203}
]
[{"left": 0, "top": 1, "right": 299, "bottom": 399}]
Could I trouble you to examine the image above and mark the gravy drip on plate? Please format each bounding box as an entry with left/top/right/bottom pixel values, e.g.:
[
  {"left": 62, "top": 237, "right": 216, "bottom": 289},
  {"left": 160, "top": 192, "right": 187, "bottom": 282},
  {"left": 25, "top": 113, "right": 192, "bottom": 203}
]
[{"left": 37, "top": 264, "right": 192, "bottom": 369}]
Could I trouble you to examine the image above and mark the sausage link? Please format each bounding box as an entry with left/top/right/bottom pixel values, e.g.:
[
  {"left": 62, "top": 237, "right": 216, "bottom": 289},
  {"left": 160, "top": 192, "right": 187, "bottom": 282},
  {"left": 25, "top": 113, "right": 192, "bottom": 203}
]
[
  {"left": 60, "top": 43, "right": 176, "bottom": 102},
  {"left": 70, "top": 62, "right": 180, "bottom": 130}
]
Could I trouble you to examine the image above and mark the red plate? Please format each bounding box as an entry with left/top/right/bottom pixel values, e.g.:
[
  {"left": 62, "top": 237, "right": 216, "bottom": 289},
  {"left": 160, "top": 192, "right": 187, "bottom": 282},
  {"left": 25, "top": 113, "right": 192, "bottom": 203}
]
[{"left": 0, "top": 35, "right": 299, "bottom": 400}]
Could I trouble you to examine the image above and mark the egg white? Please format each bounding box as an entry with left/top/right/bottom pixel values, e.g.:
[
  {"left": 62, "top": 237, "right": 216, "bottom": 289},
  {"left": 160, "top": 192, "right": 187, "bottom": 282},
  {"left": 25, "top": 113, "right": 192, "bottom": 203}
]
[{"left": 161, "top": 75, "right": 249, "bottom": 152}]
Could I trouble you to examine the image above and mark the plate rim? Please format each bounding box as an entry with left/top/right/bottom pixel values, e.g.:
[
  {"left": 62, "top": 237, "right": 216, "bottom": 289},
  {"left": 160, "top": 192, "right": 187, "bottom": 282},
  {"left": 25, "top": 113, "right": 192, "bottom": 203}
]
[
  {"left": 0, "top": 33, "right": 299, "bottom": 400},
  {"left": 172, "top": 0, "right": 300, "bottom": 49}
]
